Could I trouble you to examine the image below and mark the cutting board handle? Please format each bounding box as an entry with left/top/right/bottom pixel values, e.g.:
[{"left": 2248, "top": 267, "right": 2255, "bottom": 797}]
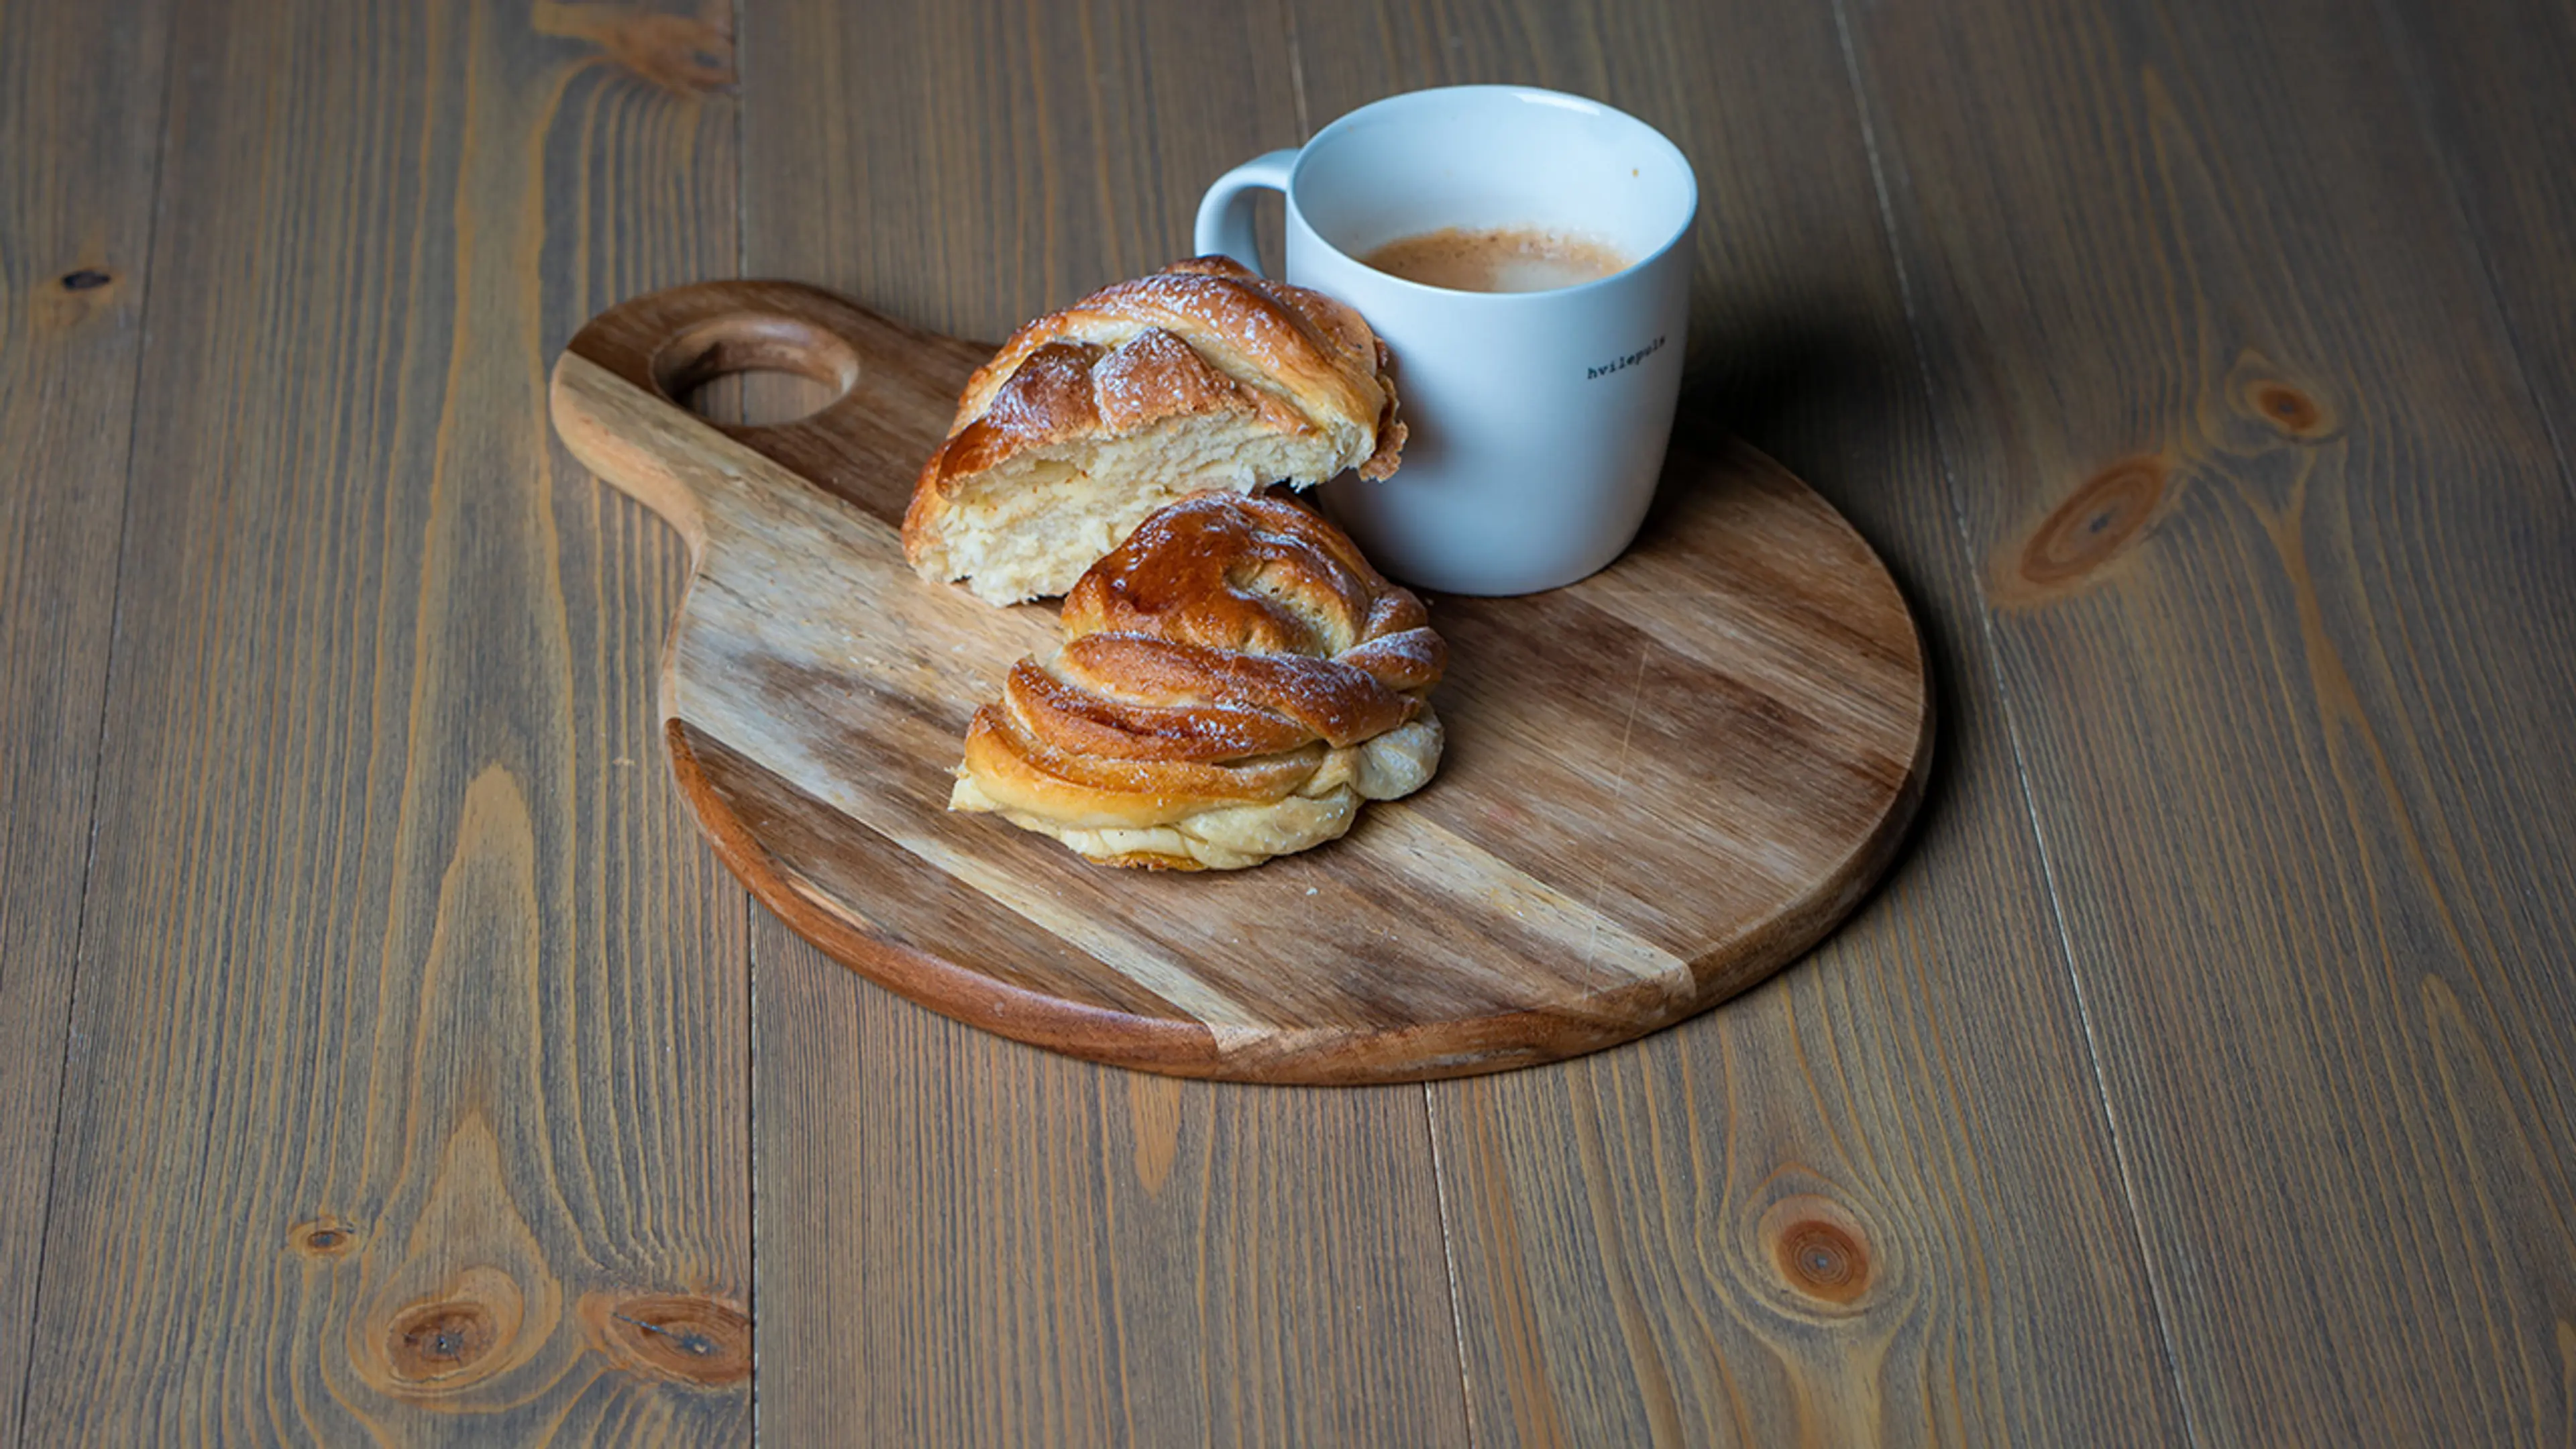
[{"left": 549, "top": 279, "right": 992, "bottom": 553}]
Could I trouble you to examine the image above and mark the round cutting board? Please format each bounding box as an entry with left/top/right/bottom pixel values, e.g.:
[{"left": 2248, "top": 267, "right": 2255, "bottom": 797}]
[{"left": 549, "top": 280, "right": 1932, "bottom": 1085}]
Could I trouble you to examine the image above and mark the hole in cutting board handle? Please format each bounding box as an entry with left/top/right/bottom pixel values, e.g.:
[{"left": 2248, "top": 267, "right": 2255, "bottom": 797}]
[{"left": 650, "top": 313, "right": 861, "bottom": 427}]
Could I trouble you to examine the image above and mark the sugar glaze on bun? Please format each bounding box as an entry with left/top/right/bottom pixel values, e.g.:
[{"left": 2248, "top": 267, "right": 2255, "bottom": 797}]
[{"left": 949, "top": 491, "right": 1443, "bottom": 870}]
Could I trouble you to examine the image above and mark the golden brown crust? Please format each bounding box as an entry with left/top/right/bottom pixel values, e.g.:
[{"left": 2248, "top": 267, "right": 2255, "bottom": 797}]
[
  {"left": 901, "top": 258, "right": 1407, "bottom": 575},
  {"left": 949, "top": 492, "right": 1445, "bottom": 868}
]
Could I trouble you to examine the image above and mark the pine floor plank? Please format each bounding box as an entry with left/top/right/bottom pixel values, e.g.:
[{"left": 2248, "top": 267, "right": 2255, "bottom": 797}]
[
  {"left": 17, "top": 1, "right": 755, "bottom": 1438},
  {"left": 1844, "top": 0, "right": 2576, "bottom": 1438},
  {"left": 0, "top": 2, "right": 171, "bottom": 1440}
]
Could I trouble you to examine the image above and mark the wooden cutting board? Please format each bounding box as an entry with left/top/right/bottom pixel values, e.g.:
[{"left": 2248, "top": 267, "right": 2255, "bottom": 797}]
[{"left": 549, "top": 280, "right": 1932, "bottom": 1085}]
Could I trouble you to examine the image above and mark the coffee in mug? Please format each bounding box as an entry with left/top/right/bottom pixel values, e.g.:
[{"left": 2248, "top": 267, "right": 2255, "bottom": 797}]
[
  {"left": 1195, "top": 86, "right": 1697, "bottom": 595},
  {"left": 1360, "top": 225, "right": 1632, "bottom": 294}
]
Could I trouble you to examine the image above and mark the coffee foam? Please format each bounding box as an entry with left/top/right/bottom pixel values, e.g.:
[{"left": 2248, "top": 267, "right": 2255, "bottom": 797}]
[{"left": 1361, "top": 225, "right": 1631, "bottom": 294}]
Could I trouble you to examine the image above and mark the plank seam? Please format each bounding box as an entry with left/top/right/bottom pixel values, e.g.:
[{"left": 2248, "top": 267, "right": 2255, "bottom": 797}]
[
  {"left": 727, "top": 0, "right": 760, "bottom": 1441},
  {"left": 1824, "top": 2, "right": 2204, "bottom": 1443},
  {"left": 1422, "top": 1084, "right": 1481, "bottom": 1449},
  {"left": 745, "top": 881, "right": 762, "bottom": 1446},
  {"left": 1286, "top": 6, "right": 1311, "bottom": 142},
  {"left": 10, "top": 4, "right": 183, "bottom": 1441}
]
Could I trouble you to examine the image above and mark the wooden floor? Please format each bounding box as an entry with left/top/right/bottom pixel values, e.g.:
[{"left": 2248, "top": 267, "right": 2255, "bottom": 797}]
[{"left": 4, "top": 0, "right": 2571, "bottom": 1440}]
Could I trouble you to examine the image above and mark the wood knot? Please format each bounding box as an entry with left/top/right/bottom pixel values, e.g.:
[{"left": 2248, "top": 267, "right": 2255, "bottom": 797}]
[
  {"left": 1996, "top": 455, "right": 2166, "bottom": 604},
  {"left": 288, "top": 1218, "right": 358, "bottom": 1258},
  {"left": 36, "top": 266, "right": 119, "bottom": 332},
  {"left": 1756, "top": 1193, "right": 1878, "bottom": 1316},
  {"left": 387, "top": 1300, "right": 501, "bottom": 1383},
  {"left": 1776, "top": 1219, "right": 1868, "bottom": 1303},
  {"left": 580, "top": 1291, "right": 751, "bottom": 1387},
  {"left": 2238, "top": 377, "right": 2333, "bottom": 440},
  {"left": 2023, "top": 458, "right": 2162, "bottom": 584},
  {"left": 364, "top": 1267, "right": 529, "bottom": 1396}
]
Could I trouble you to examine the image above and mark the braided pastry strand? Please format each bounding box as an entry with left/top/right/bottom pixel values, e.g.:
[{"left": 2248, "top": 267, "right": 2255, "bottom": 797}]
[
  {"left": 904, "top": 257, "right": 1407, "bottom": 606},
  {"left": 949, "top": 491, "right": 1446, "bottom": 870}
]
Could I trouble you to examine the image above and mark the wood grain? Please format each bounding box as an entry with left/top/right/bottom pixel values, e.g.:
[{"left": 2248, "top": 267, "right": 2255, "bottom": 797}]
[
  {"left": 551, "top": 286, "right": 1929, "bottom": 1081},
  {"left": 0, "top": 1, "right": 170, "bottom": 1440},
  {"left": 1846, "top": 0, "right": 2576, "bottom": 1438},
  {"left": 17, "top": 0, "right": 754, "bottom": 1438},
  {"left": 734, "top": 0, "right": 1472, "bottom": 1437},
  {"left": 2379, "top": 0, "right": 2576, "bottom": 456},
  {"left": 1288, "top": 0, "right": 2192, "bottom": 1440}
]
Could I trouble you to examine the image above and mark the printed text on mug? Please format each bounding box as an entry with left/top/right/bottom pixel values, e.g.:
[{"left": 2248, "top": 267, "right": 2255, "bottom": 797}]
[{"left": 1587, "top": 335, "right": 1667, "bottom": 380}]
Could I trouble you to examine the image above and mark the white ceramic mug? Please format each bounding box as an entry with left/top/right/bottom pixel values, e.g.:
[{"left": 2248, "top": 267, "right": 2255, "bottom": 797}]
[{"left": 1195, "top": 85, "right": 1698, "bottom": 595}]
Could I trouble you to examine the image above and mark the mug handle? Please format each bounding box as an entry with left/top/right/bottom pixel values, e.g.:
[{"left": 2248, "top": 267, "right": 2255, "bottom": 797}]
[{"left": 1192, "top": 150, "right": 1297, "bottom": 275}]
